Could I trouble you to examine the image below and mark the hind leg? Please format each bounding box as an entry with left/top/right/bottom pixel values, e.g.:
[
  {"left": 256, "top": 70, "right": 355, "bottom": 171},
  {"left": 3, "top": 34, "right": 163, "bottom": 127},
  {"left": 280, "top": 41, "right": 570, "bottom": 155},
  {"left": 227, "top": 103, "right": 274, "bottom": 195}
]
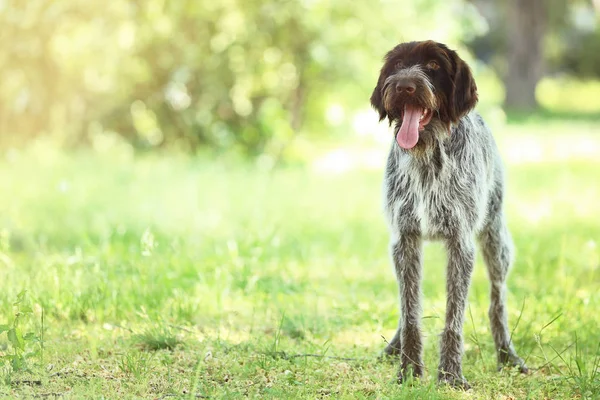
[
  {"left": 382, "top": 322, "right": 402, "bottom": 357},
  {"left": 478, "top": 214, "right": 528, "bottom": 373}
]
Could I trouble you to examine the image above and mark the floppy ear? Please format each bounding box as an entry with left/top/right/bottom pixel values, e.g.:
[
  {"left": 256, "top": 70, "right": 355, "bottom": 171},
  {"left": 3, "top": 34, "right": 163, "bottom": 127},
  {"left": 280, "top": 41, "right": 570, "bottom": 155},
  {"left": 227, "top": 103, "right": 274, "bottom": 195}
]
[
  {"left": 448, "top": 50, "right": 478, "bottom": 122},
  {"left": 370, "top": 71, "right": 388, "bottom": 122}
]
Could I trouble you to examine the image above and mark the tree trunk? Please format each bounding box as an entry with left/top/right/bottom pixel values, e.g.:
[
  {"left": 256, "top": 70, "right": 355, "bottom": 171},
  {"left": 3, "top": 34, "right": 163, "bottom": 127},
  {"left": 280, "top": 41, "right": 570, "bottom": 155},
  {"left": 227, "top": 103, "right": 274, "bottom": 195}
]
[{"left": 504, "top": 0, "right": 547, "bottom": 111}]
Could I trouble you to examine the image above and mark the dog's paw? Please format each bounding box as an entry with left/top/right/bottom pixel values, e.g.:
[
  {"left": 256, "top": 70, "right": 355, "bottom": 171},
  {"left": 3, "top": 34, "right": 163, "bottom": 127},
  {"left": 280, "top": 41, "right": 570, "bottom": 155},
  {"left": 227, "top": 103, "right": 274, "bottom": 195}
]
[
  {"left": 498, "top": 351, "right": 529, "bottom": 374},
  {"left": 437, "top": 371, "right": 470, "bottom": 390},
  {"left": 498, "top": 360, "right": 529, "bottom": 374},
  {"left": 397, "top": 366, "right": 423, "bottom": 385},
  {"left": 379, "top": 343, "right": 401, "bottom": 361},
  {"left": 518, "top": 362, "right": 529, "bottom": 374}
]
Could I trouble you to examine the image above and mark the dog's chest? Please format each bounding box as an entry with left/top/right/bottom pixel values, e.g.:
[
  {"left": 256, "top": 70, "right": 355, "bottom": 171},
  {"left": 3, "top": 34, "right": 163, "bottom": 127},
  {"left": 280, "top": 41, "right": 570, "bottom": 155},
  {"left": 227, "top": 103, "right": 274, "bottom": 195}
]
[
  {"left": 413, "top": 176, "right": 456, "bottom": 238},
  {"left": 384, "top": 155, "right": 482, "bottom": 238}
]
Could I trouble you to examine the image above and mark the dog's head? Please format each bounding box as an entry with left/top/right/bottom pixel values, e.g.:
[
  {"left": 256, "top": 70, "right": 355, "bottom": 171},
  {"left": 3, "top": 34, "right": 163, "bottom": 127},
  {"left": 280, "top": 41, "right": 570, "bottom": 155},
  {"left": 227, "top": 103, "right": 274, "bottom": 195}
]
[{"left": 370, "top": 41, "right": 478, "bottom": 150}]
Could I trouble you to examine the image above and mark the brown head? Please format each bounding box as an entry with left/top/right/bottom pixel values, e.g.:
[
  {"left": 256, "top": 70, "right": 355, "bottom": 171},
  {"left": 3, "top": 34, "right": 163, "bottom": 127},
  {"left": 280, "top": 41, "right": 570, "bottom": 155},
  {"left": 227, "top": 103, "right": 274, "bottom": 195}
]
[{"left": 370, "top": 41, "right": 478, "bottom": 150}]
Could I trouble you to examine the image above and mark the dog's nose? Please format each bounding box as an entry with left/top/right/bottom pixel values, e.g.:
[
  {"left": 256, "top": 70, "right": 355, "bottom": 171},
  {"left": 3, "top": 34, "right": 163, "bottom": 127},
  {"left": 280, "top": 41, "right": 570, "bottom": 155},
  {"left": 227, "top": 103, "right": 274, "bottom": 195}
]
[{"left": 395, "top": 80, "right": 416, "bottom": 94}]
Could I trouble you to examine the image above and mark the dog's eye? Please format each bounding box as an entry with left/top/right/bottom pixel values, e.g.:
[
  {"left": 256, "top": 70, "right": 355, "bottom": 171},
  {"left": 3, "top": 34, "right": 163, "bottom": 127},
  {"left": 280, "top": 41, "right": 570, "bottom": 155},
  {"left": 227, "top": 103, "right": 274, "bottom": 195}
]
[
  {"left": 426, "top": 60, "right": 440, "bottom": 70},
  {"left": 394, "top": 61, "right": 404, "bottom": 69}
]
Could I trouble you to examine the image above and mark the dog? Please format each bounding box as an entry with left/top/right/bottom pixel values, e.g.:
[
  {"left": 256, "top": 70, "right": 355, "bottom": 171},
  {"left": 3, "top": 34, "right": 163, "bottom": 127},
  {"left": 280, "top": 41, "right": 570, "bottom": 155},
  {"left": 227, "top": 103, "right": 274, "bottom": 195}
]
[{"left": 370, "top": 41, "right": 528, "bottom": 388}]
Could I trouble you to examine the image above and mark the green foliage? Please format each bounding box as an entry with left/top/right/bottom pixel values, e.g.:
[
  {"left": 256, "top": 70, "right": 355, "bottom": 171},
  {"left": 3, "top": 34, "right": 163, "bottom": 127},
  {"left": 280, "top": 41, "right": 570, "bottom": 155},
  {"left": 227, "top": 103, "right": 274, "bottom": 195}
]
[
  {"left": 558, "top": 26, "right": 600, "bottom": 78},
  {"left": 537, "top": 77, "right": 600, "bottom": 114},
  {"left": 0, "top": 0, "right": 481, "bottom": 154},
  {"left": 117, "top": 352, "right": 154, "bottom": 379},
  {"left": 132, "top": 326, "right": 182, "bottom": 351},
  {"left": 0, "top": 291, "right": 41, "bottom": 376}
]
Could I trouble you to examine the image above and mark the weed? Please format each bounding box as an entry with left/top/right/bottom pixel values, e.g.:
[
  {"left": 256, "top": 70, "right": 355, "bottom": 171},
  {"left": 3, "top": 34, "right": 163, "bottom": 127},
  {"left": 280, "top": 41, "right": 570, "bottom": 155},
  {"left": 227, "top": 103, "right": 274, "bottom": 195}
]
[{"left": 0, "top": 291, "right": 41, "bottom": 375}]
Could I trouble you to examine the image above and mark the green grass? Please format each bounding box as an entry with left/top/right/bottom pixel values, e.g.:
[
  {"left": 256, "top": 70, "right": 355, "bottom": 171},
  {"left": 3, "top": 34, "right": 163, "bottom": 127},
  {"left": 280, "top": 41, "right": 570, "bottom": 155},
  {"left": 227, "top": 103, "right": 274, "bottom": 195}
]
[{"left": 0, "top": 122, "right": 599, "bottom": 399}]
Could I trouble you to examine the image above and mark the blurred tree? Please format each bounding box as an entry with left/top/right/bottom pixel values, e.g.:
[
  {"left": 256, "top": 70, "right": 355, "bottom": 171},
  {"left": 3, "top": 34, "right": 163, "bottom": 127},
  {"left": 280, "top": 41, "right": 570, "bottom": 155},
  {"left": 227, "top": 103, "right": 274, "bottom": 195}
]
[
  {"left": 468, "top": 0, "right": 599, "bottom": 112},
  {"left": 505, "top": 0, "right": 547, "bottom": 111}
]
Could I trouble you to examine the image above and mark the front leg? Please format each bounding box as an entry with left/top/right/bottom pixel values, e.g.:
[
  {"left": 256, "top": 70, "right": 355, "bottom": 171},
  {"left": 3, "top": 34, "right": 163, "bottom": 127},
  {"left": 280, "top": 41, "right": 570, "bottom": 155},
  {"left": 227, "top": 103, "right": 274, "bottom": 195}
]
[
  {"left": 438, "top": 235, "right": 475, "bottom": 389},
  {"left": 389, "top": 234, "right": 424, "bottom": 382}
]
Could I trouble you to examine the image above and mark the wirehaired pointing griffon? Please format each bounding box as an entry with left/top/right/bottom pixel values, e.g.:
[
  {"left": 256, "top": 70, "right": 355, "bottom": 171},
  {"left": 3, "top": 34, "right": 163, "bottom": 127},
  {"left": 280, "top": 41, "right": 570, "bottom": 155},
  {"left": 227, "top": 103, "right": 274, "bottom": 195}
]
[{"left": 370, "top": 41, "right": 528, "bottom": 388}]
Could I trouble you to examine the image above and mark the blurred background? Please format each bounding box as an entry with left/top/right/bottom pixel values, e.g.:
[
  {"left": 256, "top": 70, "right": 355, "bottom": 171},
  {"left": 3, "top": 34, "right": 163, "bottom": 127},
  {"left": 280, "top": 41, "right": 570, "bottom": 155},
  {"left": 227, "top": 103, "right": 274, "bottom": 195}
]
[{"left": 1, "top": 0, "right": 599, "bottom": 160}]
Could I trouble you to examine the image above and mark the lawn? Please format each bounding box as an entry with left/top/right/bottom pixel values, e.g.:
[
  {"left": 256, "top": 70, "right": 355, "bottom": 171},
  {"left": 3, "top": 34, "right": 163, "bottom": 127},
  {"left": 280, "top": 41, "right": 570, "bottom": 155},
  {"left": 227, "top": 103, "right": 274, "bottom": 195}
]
[{"left": 0, "top": 119, "right": 599, "bottom": 399}]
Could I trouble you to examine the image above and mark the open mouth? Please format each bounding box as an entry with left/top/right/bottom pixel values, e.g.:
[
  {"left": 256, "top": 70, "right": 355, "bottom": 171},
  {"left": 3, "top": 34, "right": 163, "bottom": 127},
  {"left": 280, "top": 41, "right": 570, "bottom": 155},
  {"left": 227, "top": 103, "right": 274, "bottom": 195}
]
[
  {"left": 417, "top": 108, "right": 433, "bottom": 130},
  {"left": 396, "top": 105, "right": 434, "bottom": 149},
  {"left": 401, "top": 107, "right": 433, "bottom": 131}
]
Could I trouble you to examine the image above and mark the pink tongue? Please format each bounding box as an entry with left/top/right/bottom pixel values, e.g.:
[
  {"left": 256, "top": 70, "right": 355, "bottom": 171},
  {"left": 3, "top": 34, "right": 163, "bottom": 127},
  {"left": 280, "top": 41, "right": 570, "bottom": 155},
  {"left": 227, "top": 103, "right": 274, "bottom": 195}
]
[{"left": 396, "top": 105, "right": 422, "bottom": 149}]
